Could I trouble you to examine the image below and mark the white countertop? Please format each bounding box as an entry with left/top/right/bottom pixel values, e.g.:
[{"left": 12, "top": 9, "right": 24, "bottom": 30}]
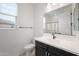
[{"left": 34, "top": 33, "right": 79, "bottom": 55}]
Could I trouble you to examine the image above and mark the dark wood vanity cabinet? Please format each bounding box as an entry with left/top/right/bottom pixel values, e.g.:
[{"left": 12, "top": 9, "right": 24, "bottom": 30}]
[
  {"left": 35, "top": 41, "right": 77, "bottom": 56},
  {"left": 35, "top": 41, "right": 48, "bottom": 56}
]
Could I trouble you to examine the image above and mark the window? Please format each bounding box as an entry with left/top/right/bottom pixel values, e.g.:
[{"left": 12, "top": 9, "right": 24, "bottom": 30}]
[{"left": 0, "top": 3, "right": 17, "bottom": 28}]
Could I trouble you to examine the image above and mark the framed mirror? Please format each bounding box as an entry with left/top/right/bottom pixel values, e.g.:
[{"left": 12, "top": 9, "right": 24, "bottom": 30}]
[{"left": 43, "top": 3, "right": 72, "bottom": 35}]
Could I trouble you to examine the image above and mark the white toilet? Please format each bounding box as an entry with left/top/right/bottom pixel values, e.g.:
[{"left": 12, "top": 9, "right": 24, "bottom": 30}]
[
  {"left": 24, "top": 44, "right": 35, "bottom": 56},
  {"left": 19, "top": 40, "right": 35, "bottom": 56}
]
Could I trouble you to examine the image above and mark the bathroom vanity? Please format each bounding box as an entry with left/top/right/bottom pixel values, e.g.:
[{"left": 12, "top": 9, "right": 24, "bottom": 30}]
[
  {"left": 35, "top": 41, "right": 77, "bottom": 56},
  {"left": 35, "top": 3, "right": 79, "bottom": 56},
  {"left": 35, "top": 33, "right": 79, "bottom": 56}
]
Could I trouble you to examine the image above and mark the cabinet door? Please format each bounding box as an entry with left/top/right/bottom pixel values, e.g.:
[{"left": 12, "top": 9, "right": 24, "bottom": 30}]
[
  {"left": 47, "top": 51, "right": 62, "bottom": 56},
  {"left": 47, "top": 52, "right": 58, "bottom": 56},
  {"left": 35, "top": 41, "right": 48, "bottom": 56},
  {"left": 35, "top": 46, "right": 47, "bottom": 56},
  {"left": 48, "top": 45, "right": 77, "bottom": 56}
]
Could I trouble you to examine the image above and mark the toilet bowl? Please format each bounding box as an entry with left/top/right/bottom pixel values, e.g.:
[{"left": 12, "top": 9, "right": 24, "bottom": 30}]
[
  {"left": 19, "top": 43, "right": 35, "bottom": 56},
  {"left": 24, "top": 44, "right": 35, "bottom": 56},
  {"left": 19, "top": 39, "right": 35, "bottom": 56}
]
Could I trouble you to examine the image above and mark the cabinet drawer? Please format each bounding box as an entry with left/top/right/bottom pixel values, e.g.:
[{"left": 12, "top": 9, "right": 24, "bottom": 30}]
[
  {"left": 35, "top": 41, "right": 48, "bottom": 50},
  {"left": 48, "top": 45, "right": 77, "bottom": 56}
]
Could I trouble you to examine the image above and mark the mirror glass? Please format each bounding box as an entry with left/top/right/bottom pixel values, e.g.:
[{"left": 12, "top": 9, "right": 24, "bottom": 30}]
[
  {"left": 43, "top": 3, "right": 73, "bottom": 35},
  {"left": 72, "top": 3, "right": 79, "bottom": 31}
]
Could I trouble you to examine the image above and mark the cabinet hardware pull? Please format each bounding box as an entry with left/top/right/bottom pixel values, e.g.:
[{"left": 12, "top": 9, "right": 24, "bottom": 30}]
[
  {"left": 47, "top": 52, "right": 50, "bottom": 56},
  {"left": 45, "top": 52, "right": 47, "bottom": 56}
]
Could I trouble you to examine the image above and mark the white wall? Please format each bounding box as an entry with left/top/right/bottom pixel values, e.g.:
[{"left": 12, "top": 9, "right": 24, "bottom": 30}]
[
  {"left": 0, "top": 3, "right": 34, "bottom": 56},
  {"left": 33, "top": 3, "right": 47, "bottom": 37}
]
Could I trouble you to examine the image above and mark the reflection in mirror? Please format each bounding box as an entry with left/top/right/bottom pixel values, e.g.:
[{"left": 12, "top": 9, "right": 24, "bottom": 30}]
[
  {"left": 0, "top": 3, "right": 17, "bottom": 28},
  {"left": 43, "top": 3, "right": 73, "bottom": 35},
  {"left": 73, "top": 3, "right": 79, "bottom": 31}
]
